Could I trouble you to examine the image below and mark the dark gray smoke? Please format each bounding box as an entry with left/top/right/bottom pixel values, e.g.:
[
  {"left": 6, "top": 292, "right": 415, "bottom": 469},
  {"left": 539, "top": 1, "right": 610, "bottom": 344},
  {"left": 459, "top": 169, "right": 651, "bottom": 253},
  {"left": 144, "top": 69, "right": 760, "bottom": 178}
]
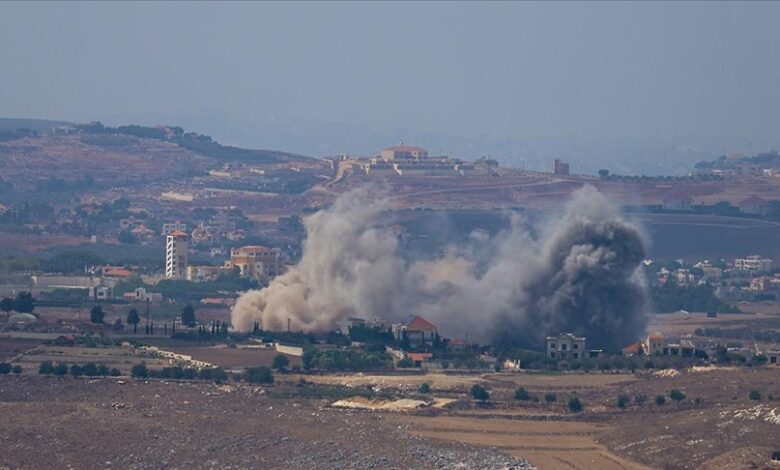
[{"left": 231, "top": 185, "right": 648, "bottom": 351}]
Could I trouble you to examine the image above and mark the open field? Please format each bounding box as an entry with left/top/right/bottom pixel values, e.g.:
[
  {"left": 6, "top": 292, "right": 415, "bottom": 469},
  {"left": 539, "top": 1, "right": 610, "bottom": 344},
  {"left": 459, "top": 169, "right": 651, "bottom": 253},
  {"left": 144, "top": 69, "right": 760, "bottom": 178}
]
[{"left": 165, "top": 345, "right": 302, "bottom": 369}]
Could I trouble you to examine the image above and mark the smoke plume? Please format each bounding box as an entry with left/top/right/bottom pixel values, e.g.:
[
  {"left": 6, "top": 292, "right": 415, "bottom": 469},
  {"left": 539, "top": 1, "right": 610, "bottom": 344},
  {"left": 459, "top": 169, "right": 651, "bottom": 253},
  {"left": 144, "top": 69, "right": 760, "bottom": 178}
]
[{"left": 231, "top": 185, "right": 648, "bottom": 350}]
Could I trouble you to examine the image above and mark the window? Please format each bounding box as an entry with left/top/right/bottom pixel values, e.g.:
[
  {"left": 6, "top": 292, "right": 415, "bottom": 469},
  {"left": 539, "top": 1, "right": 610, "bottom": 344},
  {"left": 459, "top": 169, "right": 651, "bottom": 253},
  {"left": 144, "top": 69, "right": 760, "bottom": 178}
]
[
  {"left": 549, "top": 343, "right": 556, "bottom": 349},
  {"left": 573, "top": 353, "right": 578, "bottom": 359},
  {"left": 550, "top": 352, "right": 556, "bottom": 358},
  {"left": 561, "top": 344, "right": 567, "bottom": 351},
  {"left": 573, "top": 343, "right": 579, "bottom": 349}
]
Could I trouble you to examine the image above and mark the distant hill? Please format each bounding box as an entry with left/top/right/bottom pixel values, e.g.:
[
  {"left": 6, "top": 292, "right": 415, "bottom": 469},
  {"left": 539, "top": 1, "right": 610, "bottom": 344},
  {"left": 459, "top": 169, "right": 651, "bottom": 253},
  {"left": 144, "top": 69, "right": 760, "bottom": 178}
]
[{"left": 695, "top": 150, "right": 780, "bottom": 170}]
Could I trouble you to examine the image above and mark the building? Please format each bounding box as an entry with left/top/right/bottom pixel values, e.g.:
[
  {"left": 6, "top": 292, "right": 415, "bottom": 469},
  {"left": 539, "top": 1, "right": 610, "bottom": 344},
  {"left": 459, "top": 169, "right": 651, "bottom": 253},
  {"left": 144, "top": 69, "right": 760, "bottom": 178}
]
[
  {"left": 88, "top": 286, "right": 113, "bottom": 301},
  {"left": 765, "top": 350, "right": 780, "bottom": 365},
  {"left": 734, "top": 255, "right": 773, "bottom": 273},
  {"left": 186, "top": 265, "right": 225, "bottom": 282},
  {"left": 448, "top": 338, "right": 468, "bottom": 352},
  {"left": 161, "top": 220, "right": 187, "bottom": 236},
  {"left": 165, "top": 230, "right": 188, "bottom": 279},
  {"left": 662, "top": 196, "right": 694, "bottom": 211},
  {"left": 552, "top": 159, "right": 570, "bottom": 175},
  {"left": 392, "top": 315, "right": 438, "bottom": 347},
  {"left": 381, "top": 145, "right": 428, "bottom": 161},
  {"left": 644, "top": 334, "right": 666, "bottom": 356},
  {"left": 225, "top": 245, "right": 283, "bottom": 278},
  {"left": 546, "top": 333, "right": 586, "bottom": 360},
  {"left": 124, "top": 287, "right": 163, "bottom": 303},
  {"left": 750, "top": 276, "right": 772, "bottom": 292},
  {"left": 662, "top": 340, "right": 695, "bottom": 357}
]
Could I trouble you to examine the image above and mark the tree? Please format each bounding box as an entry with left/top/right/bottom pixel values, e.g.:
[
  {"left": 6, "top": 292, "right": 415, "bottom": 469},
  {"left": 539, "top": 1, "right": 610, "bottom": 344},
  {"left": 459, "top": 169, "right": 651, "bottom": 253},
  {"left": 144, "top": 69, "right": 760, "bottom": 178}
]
[
  {"left": 598, "top": 169, "right": 610, "bottom": 177},
  {"left": 749, "top": 389, "right": 762, "bottom": 401},
  {"left": 470, "top": 384, "right": 489, "bottom": 402},
  {"left": 109, "top": 367, "right": 122, "bottom": 377},
  {"left": 655, "top": 395, "right": 666, "bottom": 405},
  {"left": 0, "top": 363, "right": 11, "bottom": 374},
  {"left": 131, "top": 363, "right": 149, "bottom": 378},
  {"left": 418, "top": 383, "right": 431, "bottom": 394},
  {"left": 82, "top": 363, "right": 99, "bottom": 376},
  {"left": 568, "top": 396, "right": 583, "bottom": 413},
  {"left": 0, "top": 297, "right": 13, "bottom": 312},
  {"left": 69, "top": 364, "right": 83, "bottom": 377},
  {"left": 127, "top": 308, "right": 140, "bottom": 334},
  {"left": 272, "top": 354, "right": 290, "bottom": 371},
  {"left": 90, "top": 305, "right": 105, "bottom": 324},
  {"left": 544, "top": 392, "right": 557, "bottom": 403},
  {"left": 53, "top": 363, "right": 68, "bottom": 376},
  {"left": 617, "top": 394, "right": 630, "bottom": 408},
  {"left": 669, "top": 389, "right": 686, "bottom": 403},
  {"left": 244, "top": 366, "right": 274, "bottom": 384},
  {"left": 514, "top": 387, "right": 530, "bottom": 401},
  {"left": 12, "top": 291, "right": 35, "bottom": 313},
  {"left": 397, "top": 358, "right": 414, "bottom": 368},
  {"left": 181, "top": 303, "right": 196, "bottom": 327},
  {"left": 38, "top": 361, "right": 54, "bottom": 375},
  {"left": 12, "top": 365, "right": 22, "bottom": 374}
]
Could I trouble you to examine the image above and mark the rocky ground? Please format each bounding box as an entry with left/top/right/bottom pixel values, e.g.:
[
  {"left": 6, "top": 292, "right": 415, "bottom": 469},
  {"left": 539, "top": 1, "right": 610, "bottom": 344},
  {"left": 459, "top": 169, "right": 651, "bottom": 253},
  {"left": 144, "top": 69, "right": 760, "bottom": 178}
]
[{"left": 0, "top": 376, "right": 533, "bottom": 470}]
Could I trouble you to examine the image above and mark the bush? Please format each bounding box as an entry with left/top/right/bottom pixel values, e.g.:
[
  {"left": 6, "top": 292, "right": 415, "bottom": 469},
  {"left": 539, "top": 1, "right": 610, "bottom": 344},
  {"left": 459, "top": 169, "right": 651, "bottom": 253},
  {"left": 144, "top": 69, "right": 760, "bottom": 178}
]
[
  {"left": 397, "top": 358, "right": 414, "bottom": 368},
  {"left": 272, "top": 354, "right": 290, "bottom": 371},
  {"left": 0, "top": 362, "right": 11, "bottom": 374},
  {"left": 81, "top": 363, "right": 99, "bottom": 377},
  {"left": 244, "top": 366, "right": 274, "bottom": 385},
  {"left": 568, "top": 396, "right": 583, "bottom": 413},
  {"left": 89, "top": 306, "right": 105, "bottom": 324},
  {"left": 12, "top": 365, "right": 22, "bottom": 374},
  {"left": 655, "top": 394, "right": 666, "bottom": 405},
  {"left": 669, "top": 389, "right": 686, "bottom": 402},
  {"left": 69, "top": 364, "right": 83, "bottom": 377},
  {"left": 109, "top": 368, "right": 122, "bottom": 377},
  {"left": 772, "top": 450, "right": 780, "bottom": 462},
  {"left": 514, "top": 387, "right": 530, "bottom": 401},
  {"left": 53, "top": 363, "right": 68, "bottom": 376},
  {"left": 634, "top": 394, "right": 647, "bottom": 406},
  {"left": 749, "top": 389, "right": 761, "bottom": 401},
  {"left": 544, "top": 392, "right": 557, "bottom": 403},
  {"left": 96, "top": 364, "right": 109, "bottom": 376},
  {"left": 39, "top": 361, "right": 54, "bottom": 375},
  {"left": 418, "top": 383, "right": 431, "bottom": 394},
  {"left": 617, "top": 394, "right": 630, "bottom": 408},
  {"left": 470, "top": 384, "right": 489, "bottom": 402},
  {"left": 131, "top": 363, "right": 149, "bottom": 378}
]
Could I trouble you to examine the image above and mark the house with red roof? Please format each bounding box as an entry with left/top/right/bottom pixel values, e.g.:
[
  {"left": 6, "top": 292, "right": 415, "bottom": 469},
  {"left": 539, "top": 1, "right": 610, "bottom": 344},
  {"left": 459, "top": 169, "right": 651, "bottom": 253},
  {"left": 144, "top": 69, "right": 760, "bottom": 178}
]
[{"left": 392, "top": 314, "right": 438, "bottom": 347}]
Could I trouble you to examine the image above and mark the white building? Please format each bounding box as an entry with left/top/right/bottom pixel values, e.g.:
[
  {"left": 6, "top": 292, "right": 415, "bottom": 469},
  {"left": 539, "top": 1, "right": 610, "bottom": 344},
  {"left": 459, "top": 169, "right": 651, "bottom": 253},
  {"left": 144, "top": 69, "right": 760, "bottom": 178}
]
[
  {"left": 161, "top": 221, "right": 187, "bottom": 236},
  {"left": 546, "top": 333, "right": 586, "bottom": 360},
  {"left": 734, "top": 255, "right": 773, "bottom": 273},
  {"left": 165, "top": 230, "right": 189, "bottom": 279}
]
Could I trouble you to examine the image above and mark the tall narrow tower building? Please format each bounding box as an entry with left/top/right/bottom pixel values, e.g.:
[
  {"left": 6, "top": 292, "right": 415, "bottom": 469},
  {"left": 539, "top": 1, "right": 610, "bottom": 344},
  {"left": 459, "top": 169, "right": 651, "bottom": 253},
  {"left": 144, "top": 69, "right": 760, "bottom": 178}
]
[{"left": 165, "top": 230, "right": 189, "bottom": 279}]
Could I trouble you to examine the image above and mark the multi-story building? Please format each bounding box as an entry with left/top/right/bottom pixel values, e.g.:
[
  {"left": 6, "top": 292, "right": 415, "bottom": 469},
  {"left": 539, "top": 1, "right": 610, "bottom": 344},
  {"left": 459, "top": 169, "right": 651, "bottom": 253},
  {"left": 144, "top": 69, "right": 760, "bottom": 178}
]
[
  {"left": 380, "top": 145, "right": 428, "bottom": 161},
  {"left": 552, "top": 159, "right": 570, "bottom": 175},
  {"left": 546, "top": 333, "right": 586, "bottom": 360},
  {"left": 734, "top": 255, "right": 773, "bottom": 273},
  {"left": 186, "top": 265, "right": 225, "bottom": 282},
  {"left": 162, "top": 220, "right": 188, "bottom": 236},
  {"left": 165, "top": 230, "right": 188, "bottom": 279},
  {"left": 392, "top": 315, "right": 438, "bottom": 347},
  {"left": 225, "top": 245, "right": 282, "bottom": 278}
]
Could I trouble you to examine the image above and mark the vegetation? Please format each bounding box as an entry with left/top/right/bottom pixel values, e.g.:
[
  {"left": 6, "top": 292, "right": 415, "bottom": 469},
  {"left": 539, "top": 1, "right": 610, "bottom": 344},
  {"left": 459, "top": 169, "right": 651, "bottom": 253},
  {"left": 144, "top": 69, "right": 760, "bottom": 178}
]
[
  {"left": 650, "top": 281, "right": 739, "bottom": 314},
  {"left": 272, "top": 354, "right": 290, "bottom": 371},
  {"left": 89, "top": 305, "right": 105, "bottom": 324},
  {"left": 131, "top": 363, "right": 149, "bottom": 378},
  {"left": 418, "top": 383, "right": 431, "bottom": 394},
  {"left": 617, "top": 394, "right": 630, "bottom": 408},
  {"left": 514, "top": 387, "right": 531, "bottom": 401},
  {"left": 0, "top": 291, "right": 36, "bottom": 313},
  {"left": 634, "top": 394, "right": 647, "bottom": 406},
  {"left": 244, "top": 366, "right": 274, "bottom": 385},
  {"left": 397, "top": 358, "right": 414, "bottom": 368},
  {"left": 470, "top": 384, "right": 489, "bottom": 402},
  {"left": 669, "top": 389, "right": 686, "bottom": 403},
  {"left": 12, "top": 365, "right": 22, "bottom": 374},
  {"left": 655, "top": 395, "right": 666, "bottom": 405},
  {"left": 181, "top": 303, "right": 197, "bottom": 327},
  {"left": 544, "top": 392, "right": 557, "bottom": 403},
  {"left": 0, "top": 363, "right": 12, "bottom": 374},
  {"left": 568, "top": 396, "right": 583, "bottom": 413},
  {"left": 749, "top": 389, "right": 762, "bottom": 401},
  {"left": 126, "top": 308, "right": 140, "bottom": 334}
]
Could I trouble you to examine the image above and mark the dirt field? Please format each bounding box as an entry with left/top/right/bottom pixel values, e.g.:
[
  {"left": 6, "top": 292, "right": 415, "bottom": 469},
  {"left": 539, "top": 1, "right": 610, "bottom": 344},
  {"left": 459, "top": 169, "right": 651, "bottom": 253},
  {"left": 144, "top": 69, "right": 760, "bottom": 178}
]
[{"left": 167, "top": 345, "right": 302, "bottom": 369}]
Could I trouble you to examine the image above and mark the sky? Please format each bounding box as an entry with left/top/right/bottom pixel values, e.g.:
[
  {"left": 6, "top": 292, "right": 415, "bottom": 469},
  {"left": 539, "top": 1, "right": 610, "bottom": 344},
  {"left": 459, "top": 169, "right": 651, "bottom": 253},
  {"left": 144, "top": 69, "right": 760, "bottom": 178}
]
[{"left": 1, "top": 2, "right": 779, "bottom": 173}]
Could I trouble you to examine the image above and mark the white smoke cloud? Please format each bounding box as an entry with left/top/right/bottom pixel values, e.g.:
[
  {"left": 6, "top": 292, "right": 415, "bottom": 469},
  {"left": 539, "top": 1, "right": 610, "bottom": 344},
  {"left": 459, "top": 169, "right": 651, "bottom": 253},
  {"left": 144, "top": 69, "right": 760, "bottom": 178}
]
[{"left": 231, "top": 184, "right": 648, "bottom": 350}]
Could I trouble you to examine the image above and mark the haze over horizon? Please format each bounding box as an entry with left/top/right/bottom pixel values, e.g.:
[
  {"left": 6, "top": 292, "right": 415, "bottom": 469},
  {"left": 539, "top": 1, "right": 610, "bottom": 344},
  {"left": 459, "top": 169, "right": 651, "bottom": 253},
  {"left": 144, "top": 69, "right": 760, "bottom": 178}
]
[{"left": 2, "top": 2, "right": 779, "bottom": 174}]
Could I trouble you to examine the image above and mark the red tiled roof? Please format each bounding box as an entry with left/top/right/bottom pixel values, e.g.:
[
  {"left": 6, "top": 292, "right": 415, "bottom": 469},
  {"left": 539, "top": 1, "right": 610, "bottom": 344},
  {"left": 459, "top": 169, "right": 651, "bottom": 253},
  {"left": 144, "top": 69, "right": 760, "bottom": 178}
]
[
  {"left": 168, "top": 229, "right": 188, "bottom": 237},
  {"left": 623, "top": 342, "right": 643, "bottom": 354},
  {"left": 407, "top": 353, "right": 433, "bottom": 362},
  {"left": 406, "top": 315, "right": 437, "bottom": 331},
  {"left": 104, "top": 268, "right": 131, "bottom": 277}
]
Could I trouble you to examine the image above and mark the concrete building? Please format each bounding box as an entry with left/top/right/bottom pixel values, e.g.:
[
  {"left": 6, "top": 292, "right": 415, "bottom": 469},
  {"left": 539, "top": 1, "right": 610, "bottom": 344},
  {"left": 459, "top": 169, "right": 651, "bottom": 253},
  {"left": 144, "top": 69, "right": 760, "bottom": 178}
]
[
  {"left": 734, "top": 255, "right": 773, "bottom": 273},
  {"left": 552, "top": 159, "right": 570, "bottom": 175},
  {"left": 546, "top": 333, "right": 586, "bottom": 360},
  {"left": 644, "top": 334, "right": 666, "bottom": 356},
  {"left": 225, "top": 245, "right": 283, "bottom": 278},
  {"left": 765, "top": 350, "right": 780, "bottom": 365},
  {"left": 161, "top": 220, "right": 187, "bottom": 236},
  {"left": 186, "top": 265, "right": 225, "bottom": 282},
  {"left": 88, "top": 286, "right": 113, "bottom": 301},
  {"left": 165, "top": 230, "right": 188, "bottom": 279},
  {"left": 392, "top": 315, "right": 438, "bottom": 347},
  {"left": 381, "top": 145, "right": 428, "bottom": 161}
]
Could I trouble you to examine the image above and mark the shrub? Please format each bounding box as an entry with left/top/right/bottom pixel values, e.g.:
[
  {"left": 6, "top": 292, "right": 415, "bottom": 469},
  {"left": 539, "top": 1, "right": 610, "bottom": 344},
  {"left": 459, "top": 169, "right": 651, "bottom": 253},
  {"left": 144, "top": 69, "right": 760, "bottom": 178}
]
[
  {"left": 53, "top": 363, "right": 68, "bottom": 376},
  {"left": 39, "top": 361, "right": 54, "bottom": 375},
  {"left": 418, "top": 383, "right": 431, "bottom": 394},
  {"left": 244, "top": 366, "right": 274, "bottom": 385},
  {"left": 635, "top": 394, "right": 647, "bottom": 405},
  {"left": 272, "top": 354, "right": 290, "bottom": 371},
  {"left": 655, "top": 395, "right": 666, "bottom": 405},
  {"left": 749, "top": 389, "right": 761, "bottom": 401},
  {"left": 568, "top": 396, "right": 583, "bottom": 413},
  {"left": 514, "top": 387, "right": 530, "bottom": 401},
  {"left": 669, "top": 389, "right": 686, "bottom": 402},
  {"left": 544, "top": 392, "right": 557, "bottom": 403},
  {"left": 397, "top": 358, "right": 414, "bottom": 368},
  {"left": 130, "top": 363, "right": 149, "bottom": 378},
  {"left": 81, "top": 363, "right": 99, "bottom": 377},
  {"left": 12, "top": 365, "right": 22, "bottom": 374},
  {"left": 199, "top": 367, "right": 228, "bottom": 383},
  {"left": 89, "top": 306, "right": 105, "bottom": 324},
  {"left": 69, "top": 364, "right": 83, "bottom": 377},
  {"left": 109, "top": 367, "right": 122, "bottom": 377},
  {"left": 617, "top": 394, "right": 630, "bottom": 408},
  {"left": 96, "top": 364, "right": 109, "bottom": 376},
  {"left": 0, "top": 362, "right": 12, "bottom": 374},
  {"left": 470, "top": 384, "right": 489, "bottom": 402},
  {"left": 772, "top": 450, "right": 780, "bottom": 462}
]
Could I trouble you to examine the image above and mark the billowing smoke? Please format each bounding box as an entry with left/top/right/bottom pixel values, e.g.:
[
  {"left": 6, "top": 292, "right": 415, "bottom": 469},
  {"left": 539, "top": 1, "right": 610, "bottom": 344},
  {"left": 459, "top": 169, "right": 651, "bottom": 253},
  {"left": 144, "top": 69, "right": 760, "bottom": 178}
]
[{"left": 231, "top": 185, "right": 648, "bottom": 351}]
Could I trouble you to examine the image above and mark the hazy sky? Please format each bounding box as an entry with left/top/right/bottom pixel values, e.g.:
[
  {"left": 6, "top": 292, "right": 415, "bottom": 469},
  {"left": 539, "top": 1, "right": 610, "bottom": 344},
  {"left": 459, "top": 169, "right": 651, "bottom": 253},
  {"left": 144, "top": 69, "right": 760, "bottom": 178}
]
[{"left": 1, "top": 2, "right": 779, "bottom": 168}]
